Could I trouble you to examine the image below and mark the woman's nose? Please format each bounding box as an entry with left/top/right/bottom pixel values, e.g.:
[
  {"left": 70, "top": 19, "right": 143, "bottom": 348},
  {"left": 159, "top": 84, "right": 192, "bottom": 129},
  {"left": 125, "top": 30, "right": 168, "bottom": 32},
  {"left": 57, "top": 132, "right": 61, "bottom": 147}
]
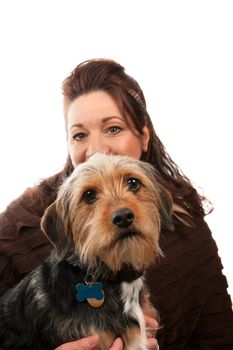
[{"left": 85, "top": 138, "right": 112, "bottom": 159}]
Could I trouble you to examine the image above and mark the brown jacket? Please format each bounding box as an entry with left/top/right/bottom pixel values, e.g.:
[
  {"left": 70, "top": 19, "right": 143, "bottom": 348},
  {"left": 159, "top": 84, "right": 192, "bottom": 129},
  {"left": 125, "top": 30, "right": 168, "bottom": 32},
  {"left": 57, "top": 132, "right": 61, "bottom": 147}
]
[{"left": 0, "top": 189, "right": 233, "bottom": 349}]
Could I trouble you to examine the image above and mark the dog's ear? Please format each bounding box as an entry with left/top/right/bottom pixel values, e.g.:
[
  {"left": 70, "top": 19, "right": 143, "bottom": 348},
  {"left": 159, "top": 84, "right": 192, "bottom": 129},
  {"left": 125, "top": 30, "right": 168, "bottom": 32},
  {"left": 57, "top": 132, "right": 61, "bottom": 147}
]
[
  {"left": 41, "top": 202, "right": 72, "bottom": 259},
  {"left": 41, "top": 202, "right": 63, "bottom": 246},
  {"left": 158, "top": 187, "right": 174, "bottom": 231},
  {"left": 41, "top": 202, "right": 68, "bottom": 249}
]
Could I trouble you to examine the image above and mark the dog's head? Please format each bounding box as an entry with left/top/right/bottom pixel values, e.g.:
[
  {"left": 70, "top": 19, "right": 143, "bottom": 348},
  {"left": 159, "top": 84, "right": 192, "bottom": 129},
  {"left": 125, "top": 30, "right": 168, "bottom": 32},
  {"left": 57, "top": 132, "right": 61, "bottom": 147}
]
[{"left": 41, "top": 154, "right": 173, "bottom": 272}]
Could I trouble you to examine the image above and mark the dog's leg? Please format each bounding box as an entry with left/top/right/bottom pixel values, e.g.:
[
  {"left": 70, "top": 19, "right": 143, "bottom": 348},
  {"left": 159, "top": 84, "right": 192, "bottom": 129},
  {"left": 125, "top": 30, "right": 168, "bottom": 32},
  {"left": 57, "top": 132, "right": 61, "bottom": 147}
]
[
  {"left": 122, "top": 326, "right": 148, "bottom": 350},
  {"left": 97, "top": 328, "right": 148, "bottom": 350},
  {"left": 98, "top": 332, "right": 117, "bottom": 350},
  {"left": 120, "top": 279, "right": 149, "bottom": 350}
]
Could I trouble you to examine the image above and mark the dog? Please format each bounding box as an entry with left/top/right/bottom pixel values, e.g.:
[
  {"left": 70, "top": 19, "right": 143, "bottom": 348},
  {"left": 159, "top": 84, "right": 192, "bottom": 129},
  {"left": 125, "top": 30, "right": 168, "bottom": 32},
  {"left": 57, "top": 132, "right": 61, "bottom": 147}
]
[{"left": 0, "top": 153, "right": 174, "bottom": 350}]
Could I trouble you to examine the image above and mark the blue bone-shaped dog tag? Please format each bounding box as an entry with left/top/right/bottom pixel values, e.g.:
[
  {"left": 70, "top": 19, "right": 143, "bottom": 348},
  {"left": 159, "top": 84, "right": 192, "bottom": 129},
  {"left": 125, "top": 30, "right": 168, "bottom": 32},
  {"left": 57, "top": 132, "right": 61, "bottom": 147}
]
[{"left": 76, "top": 282, "right": 105, "bottom": 307}]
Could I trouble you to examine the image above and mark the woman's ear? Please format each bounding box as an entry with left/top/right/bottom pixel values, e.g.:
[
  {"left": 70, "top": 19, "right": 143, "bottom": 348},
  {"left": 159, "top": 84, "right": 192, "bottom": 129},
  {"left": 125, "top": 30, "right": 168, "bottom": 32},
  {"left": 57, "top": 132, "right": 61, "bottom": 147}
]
[{"left": 142, "top": 125, "right": 150, "bottom": 152}]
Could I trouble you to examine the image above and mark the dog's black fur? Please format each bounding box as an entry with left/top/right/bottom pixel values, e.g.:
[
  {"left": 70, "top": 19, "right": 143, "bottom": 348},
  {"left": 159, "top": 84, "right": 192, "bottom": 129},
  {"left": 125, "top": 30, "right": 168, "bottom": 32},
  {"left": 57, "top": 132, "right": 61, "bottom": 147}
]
[
  {"left": 0, "top": 251, "right": 143, "bottom": 350},
  {"left": 0, "top": 154, "right": 173, "bottom": 350}
]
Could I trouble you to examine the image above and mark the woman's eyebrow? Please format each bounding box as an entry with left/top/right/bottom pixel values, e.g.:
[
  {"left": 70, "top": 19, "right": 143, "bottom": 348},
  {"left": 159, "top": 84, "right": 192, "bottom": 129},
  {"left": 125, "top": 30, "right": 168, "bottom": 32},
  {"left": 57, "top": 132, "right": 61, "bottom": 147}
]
[
  {"left": 101, "top": 116, "right": 124, "bottom": 123},
  {"left": 70, "top": 116, "right": 124, "bottom": 130},
  {"left": 70, "top": 123, "right": 83, "bottom": 129}
]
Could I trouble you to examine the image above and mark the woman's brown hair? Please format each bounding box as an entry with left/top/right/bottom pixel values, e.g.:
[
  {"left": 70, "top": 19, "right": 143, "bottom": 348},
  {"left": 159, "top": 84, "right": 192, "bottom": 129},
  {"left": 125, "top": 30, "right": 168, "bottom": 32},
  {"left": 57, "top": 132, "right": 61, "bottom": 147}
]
[{"left": 37, "top": 58, "right": 207, "bottom": 219}]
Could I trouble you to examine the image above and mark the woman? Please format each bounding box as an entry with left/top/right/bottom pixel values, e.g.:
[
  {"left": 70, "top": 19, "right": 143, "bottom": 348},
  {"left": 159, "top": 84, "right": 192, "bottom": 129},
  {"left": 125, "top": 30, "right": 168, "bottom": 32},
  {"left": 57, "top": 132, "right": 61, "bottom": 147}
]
[{"left": 0, "top": 59, "right": 232, "bottom": 349}]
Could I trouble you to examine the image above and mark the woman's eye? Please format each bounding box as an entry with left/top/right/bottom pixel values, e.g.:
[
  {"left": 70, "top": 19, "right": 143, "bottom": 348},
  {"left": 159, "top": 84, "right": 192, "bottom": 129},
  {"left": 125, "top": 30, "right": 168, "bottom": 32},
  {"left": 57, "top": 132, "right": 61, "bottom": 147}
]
[
  {"left": 106, "top": 126, "right": 122, "bottom": 135},
  {"left": 82, "top": 190, "right": 97, "bottom": 204},
  {"left": 127, "top": 178, "right": 141, "bottom": 193},
  {"left": 73, "top": 132, "right": 87, "bottom": 141}
]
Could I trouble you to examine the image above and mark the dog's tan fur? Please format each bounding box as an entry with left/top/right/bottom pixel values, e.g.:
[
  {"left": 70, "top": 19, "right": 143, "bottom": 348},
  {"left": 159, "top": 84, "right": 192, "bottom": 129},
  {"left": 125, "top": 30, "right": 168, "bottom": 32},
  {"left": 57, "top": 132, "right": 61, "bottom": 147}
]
[
  {"left": 1, "top": 154, "right": 178, "bottom": 350},
  {"left": 43, "top": 154, "right": 169, "bottom": 273},
  {"left": 40, "top": 154, "right": 174, "bottom": 349}
]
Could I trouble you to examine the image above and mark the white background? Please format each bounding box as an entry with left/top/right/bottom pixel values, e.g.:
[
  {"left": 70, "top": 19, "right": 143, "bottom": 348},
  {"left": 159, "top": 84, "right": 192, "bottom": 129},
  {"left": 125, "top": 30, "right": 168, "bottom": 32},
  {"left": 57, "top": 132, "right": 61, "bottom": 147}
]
[{"left": 0, "top": 1, "right": 232, "bottom": 298}]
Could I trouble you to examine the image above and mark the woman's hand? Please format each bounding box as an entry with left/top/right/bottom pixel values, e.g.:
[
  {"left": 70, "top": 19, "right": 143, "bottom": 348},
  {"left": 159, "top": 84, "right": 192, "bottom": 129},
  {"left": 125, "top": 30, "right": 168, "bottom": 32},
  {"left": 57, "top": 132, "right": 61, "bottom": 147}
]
[
  {"left": 54, "top": 335, "right": 123, "bottom": 350},
  {"left": 54, "top": 322, "right": 158, "bottom": 350},
  {"left": 144, "top": 314, "right": 159, "bottom": 350},
  {"left": 54, "top": 314, "right": 158, "bottom": 350}
]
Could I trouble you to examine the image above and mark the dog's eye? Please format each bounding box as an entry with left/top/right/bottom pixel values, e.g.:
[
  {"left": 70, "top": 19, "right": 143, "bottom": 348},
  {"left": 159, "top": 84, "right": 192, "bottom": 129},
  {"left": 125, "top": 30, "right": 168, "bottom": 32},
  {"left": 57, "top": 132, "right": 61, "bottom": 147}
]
[
  {"left": 127, "top": 178, "right": 141, "bottom": 192},
  {"left": 82, "top": 190, "right": 97, "bottom": 204}
]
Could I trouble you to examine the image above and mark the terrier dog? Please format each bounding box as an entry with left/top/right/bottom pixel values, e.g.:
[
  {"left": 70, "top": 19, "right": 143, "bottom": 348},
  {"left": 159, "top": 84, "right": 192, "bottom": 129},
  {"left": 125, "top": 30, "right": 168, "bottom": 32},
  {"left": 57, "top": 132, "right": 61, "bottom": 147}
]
[{"left": 0, "top": 154, "right": 173, "bottom": 350}]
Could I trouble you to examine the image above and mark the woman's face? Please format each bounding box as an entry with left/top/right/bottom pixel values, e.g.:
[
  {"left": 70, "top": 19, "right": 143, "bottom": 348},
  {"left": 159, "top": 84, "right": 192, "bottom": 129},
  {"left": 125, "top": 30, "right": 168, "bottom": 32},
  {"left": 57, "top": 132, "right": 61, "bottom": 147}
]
[{"left": 66, "top": 90, "right": 150, "bottom": 166}]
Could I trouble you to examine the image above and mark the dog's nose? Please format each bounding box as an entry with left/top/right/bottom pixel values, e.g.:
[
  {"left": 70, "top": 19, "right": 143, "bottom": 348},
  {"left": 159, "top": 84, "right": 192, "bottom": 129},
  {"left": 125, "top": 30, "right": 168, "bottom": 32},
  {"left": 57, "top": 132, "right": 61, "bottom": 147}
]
[{"left": 112, "top": 208, "right": 134, "bottom": 228}]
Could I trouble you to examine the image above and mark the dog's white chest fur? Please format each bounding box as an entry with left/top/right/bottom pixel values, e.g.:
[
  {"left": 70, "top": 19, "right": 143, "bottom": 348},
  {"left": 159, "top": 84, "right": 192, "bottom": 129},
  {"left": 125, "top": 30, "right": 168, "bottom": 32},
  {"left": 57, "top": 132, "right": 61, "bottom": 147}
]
[{"left": 121, "top": 277, "right": 148, "bottom": 350}]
